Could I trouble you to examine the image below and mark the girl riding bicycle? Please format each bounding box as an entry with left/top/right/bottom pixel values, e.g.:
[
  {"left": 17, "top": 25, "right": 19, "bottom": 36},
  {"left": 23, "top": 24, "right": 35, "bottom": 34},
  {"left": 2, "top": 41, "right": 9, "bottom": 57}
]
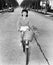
[
  {"left": 18, "top": 8, "right": 38, "bottom": 52},
  {"left": 17, "top": 8, "right": 50, "bottom": 65}
]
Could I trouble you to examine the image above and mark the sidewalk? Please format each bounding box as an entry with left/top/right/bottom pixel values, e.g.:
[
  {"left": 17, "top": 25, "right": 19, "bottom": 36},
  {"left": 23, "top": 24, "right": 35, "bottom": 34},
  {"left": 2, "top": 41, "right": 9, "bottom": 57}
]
[
  {"left": 38, "top": 10, "right": 53, "bottom": 15},
  {"left": 30, "top": 9, "right": 53, "bottom": 15}
]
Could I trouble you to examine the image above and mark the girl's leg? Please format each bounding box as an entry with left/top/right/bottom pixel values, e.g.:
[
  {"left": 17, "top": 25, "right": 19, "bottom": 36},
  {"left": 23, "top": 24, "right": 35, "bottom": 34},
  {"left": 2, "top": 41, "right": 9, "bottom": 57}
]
[{"left": 21, "top": 40, "right": 25, "bottom": 52}]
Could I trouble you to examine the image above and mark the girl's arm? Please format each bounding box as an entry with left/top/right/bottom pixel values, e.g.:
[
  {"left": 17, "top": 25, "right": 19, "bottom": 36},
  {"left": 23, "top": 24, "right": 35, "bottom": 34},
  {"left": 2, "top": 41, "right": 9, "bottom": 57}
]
[{"left": 31, "top": 25, "right": 39, "bottom": 36}]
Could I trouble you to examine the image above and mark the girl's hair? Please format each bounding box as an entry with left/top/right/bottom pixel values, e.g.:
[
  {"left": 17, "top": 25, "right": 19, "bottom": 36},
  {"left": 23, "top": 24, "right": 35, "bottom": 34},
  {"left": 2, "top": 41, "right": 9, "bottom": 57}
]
[{"left": 21, "top": 9, "right": 28, "bottom": 17}]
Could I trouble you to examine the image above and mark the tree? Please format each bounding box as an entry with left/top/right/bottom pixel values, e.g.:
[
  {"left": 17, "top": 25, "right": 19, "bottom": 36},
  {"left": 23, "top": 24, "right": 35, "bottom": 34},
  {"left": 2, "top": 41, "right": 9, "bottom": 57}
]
[
  {"left": 8, "top": 0, "right": 19, "bottom": 8},
  {"left": 4, "top": 0, "right": 19, "bottom": 8},
  {"left": 20, "top": 0, "right": 41, "bottom": 9},
  {"left": 0, "top": 0, "right": 19, "bottom": 10},
  {"left": 0, "top": 0, "right": 2, "bottom": 9},
  {"left": 21, "top": 0, "right": 32, "bottom": 7}
]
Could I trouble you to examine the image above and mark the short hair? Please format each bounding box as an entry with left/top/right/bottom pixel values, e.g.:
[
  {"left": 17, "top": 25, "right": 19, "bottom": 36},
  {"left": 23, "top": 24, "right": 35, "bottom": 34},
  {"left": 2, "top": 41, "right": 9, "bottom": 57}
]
[{"left": 21, "top": 9, "right": 28, "bottom": 17}]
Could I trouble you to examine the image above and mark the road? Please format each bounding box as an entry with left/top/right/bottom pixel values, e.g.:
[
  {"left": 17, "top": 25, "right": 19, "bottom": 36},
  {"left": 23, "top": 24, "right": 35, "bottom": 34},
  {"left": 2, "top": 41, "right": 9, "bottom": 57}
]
[
  {"left": 31, "top": 9, "right": 53, "bottom": 20},
  {"left": 0, "top": 7, "right": 53, "bottom": 65}
]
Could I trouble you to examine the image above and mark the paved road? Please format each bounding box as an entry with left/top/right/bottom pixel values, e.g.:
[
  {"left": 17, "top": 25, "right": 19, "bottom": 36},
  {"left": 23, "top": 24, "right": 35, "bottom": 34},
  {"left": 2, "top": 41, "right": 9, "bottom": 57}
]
[
  {"left": 31, "top": 9, "right": 53, "bottom": 20},
  {"left": 0, "top": 7, "right": 53, "bottom": 65}
]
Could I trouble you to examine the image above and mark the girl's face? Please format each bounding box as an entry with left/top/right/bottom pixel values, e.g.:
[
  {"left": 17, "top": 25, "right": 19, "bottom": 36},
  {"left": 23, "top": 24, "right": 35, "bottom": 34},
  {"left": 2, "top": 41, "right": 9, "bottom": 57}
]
[{"left": 22, "top": 12, "right": 27, "bottom": 20}]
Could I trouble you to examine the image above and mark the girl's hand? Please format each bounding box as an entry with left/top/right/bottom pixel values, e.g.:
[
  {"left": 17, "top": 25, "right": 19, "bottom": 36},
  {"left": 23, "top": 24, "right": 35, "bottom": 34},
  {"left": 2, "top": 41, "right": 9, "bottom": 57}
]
[{"left": 32, "top": 25, "right": 38, "bottom": 31}]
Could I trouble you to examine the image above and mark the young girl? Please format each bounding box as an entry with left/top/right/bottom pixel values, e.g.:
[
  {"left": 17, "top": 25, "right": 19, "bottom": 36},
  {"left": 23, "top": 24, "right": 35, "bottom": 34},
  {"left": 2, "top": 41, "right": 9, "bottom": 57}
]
[{"left": 18, "top": 8, "right": 38, "bottom": 52}]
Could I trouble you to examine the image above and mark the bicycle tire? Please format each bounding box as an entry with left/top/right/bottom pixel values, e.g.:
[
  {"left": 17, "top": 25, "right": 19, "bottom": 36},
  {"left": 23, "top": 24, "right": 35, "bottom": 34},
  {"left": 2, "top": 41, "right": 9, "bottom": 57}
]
[{"left": 25, "top": 48, "right": 29, "bottom": 65}]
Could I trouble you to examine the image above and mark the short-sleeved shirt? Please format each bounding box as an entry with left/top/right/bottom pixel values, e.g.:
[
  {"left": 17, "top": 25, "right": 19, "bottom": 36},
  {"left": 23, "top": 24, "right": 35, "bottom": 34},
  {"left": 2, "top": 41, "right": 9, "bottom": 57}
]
[
  {"left": 18, "top": 16, "right": 29, "bottom": 26},
  {"left": 17, "top": 16, "right": 31, "bottom": 31},
  {"left": 17, "top": 16, "right": 34, "bottom": 41}
]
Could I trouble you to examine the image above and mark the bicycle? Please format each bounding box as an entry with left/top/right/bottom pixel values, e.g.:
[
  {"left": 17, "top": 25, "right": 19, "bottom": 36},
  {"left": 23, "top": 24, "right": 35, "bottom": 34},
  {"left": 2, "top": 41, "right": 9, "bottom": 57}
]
[
  {"left": 18, "top": 25, "right": 50, "bottom": 65},
  {"left": 23, "top": 40, "right": 30, "bottom": 65},
  {"left": 18, "top": 25, "right": 32, "bottom": 65}
]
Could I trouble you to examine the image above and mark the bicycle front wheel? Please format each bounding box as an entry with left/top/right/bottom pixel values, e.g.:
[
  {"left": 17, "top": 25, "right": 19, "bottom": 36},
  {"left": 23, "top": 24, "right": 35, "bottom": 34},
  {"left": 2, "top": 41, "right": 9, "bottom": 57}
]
[{"left": 25, "top": 47, "right": 29, "bottom": 65}]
